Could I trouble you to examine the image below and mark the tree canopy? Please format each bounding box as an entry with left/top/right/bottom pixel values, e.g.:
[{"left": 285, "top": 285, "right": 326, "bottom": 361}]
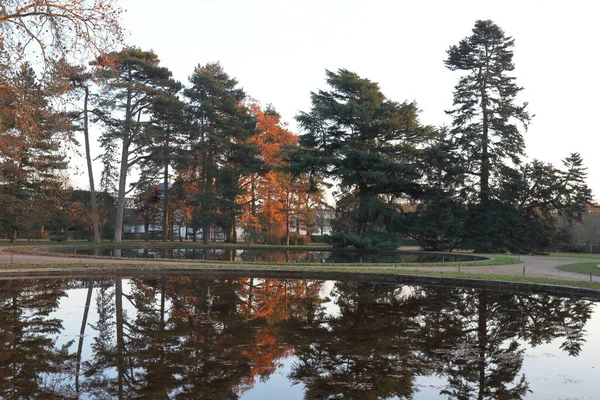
[
  {"left": 296, "top": 69, "right": 434, "bottom": 248},
  {"left": 0, "top": 18, "right": 593, "bottom": 253}
]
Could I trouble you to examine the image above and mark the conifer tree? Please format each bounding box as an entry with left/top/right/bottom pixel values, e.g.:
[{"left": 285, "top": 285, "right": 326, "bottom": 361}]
[
  {"left": 297, "top": 69, "right": 433, "bottom": 248},
  {"left": 55, "top": 61, "right": 102, "bottom": 243},
  {"left": 93, "top": 48, "right": 180, "bottom": 242},
  {"left": 445, "top": 20, "right": 531, "bottom": 206},
  {"left": 138, "top": 83, "right": 185, "bottom": 241},
  {"left": 0, "top": 64, "right": 68, "bottom": 242},
  {"left": 184, "top": 62, "right": 260, "bottom": 243}
]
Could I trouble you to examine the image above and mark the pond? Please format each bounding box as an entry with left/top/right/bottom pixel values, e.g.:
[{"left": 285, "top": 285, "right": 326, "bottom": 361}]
[
  {"left": 45, "top": 246, "right": 487, "bottom": 263},
  {"left": 0, "top": 272, "right": 598, "bottom": 399}
]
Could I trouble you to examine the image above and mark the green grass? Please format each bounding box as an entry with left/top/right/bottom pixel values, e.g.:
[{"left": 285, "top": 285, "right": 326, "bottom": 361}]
[
  {"left": 557, "top": 262, "right": 600, "bottom": 276},
  {"left": 1, "top": 261, "right": 599, "bottom": 291},
  {"left": 549, "top": 252, "right": 600, "bottom": 259}
]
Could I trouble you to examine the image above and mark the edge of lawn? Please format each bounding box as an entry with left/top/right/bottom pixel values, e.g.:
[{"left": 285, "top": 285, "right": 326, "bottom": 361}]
[
  {"left": 1, "top": 244, "right": 518, "bottom": 267},
  {"left": 1, "top": 259, "right": 600, "bottom": 296}
]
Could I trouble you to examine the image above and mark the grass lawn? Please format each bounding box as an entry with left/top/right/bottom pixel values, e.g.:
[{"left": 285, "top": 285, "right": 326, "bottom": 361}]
[
  {"left": 557, "top": 262, "right": 600, "bottom": 276},
  {"left": 1, "top": 261, "right": 599, "bottom": 291},
  {"left": 549, "top": 252, "right": 600, "bottom": 259}
]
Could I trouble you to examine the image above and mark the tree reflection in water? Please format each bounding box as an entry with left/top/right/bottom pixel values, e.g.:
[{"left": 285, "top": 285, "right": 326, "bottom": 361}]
[{"left": 0, "top": 276, "right": 595, "bottom": 399}]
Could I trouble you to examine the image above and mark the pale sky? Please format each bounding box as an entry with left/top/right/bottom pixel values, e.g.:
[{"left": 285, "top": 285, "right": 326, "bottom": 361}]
[{"left": 73, "top": 0, "right": 600, "bottom": 200}]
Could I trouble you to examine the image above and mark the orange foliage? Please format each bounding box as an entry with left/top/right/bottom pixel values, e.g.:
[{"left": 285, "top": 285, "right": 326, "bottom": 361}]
[{"left": 240, "top": 105, "right": 323, "bottom": 244}]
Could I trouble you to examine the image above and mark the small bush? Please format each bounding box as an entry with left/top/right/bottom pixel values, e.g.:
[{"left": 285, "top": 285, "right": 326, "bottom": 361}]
[
  {"left": 49, "top": 231, "right": 69, "bottom": 242},
  {"left": 288, "top": 232, "right": 311, "bottom": 245}
]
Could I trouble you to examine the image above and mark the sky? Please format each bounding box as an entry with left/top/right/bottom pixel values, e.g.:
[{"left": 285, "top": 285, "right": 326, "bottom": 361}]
[{"left": 73, "top": 0, "right": 600, "bottom": 200}]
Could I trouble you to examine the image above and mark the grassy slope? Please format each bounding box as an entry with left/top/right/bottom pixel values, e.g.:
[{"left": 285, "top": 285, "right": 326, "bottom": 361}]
[
  {"left": 550, "top": 252, "right": 600, "bottom": 259},
  {"left": 3, "top": 242, "right": 599, "bottom": 291},
  {"left": 557, "top": 262, "right": 600, "bottom": 277},
  {"left": 1, "top": 261, "right": 599, "bottom": 291}
]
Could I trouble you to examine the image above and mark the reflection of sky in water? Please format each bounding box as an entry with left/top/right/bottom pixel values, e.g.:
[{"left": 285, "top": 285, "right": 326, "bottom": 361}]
[
  {"left": 48, "top": 279, "right": 600, "bottom": 399},
  {"left": 520, "top": 304, "right": 600, "bottom": 399}
]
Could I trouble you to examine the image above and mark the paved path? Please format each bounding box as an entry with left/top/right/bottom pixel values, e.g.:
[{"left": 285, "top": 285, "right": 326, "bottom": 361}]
[{"left": 0, "top": 247, "right": 598, "bottom": 282}]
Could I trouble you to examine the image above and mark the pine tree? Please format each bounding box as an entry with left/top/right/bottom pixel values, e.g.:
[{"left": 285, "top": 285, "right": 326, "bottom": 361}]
[
  {"left": 184, "top": 62, "right": 260, "bottom": 243},
  {"left": 93, "top": 47, "right": 180, "bottom": 242},
  {"left": 498, "top": 153, "right": 592, "bottom": 252},
  {"left": 445, "top": 20, "right": 531, "bottom": 206},
  {"left": 54, "top": 61, "right": 103, "bottom": 243},
  {"left": 138, "top": 83, "right": 185, "bottom": 241},
  {"left": 0, "top": 64, "right": 68, "bottom": 242}
]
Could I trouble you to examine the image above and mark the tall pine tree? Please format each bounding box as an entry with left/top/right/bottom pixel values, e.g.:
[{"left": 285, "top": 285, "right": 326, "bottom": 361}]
[
  {"left": 93, "top": 48, "right": 180, "bottom": 242},
  {"left": 184, "top": 62, "right": 260, "bottom": 243},
  {"left": 446, "top": 20, "right": 532, "bottom": 251},
  {"left": 445, "top": 20, "right": 531, "bottom": 206},
  {"left": 0, "top": 64, "right": 68, "bottom": 242}
]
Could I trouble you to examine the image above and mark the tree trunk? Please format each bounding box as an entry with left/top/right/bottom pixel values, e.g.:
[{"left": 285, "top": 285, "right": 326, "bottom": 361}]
[
  {"left": 113, "top": 137, "right": 130, "bottom": 242},
  {"left": 357, "top": 181, "right": 368, "bottom": 236},
  {"left": 203, "top": 222, "right": 210, "bottom": 244},
  {"left": 115, "top": 277, "right": 125, "bottom": 398},
  {"left": 76, "top": 279, "right": 93, "bottom": 393},
  {"left": 479, "top": 67, "right": 490, "bottom": 207},
  {"left": 83, "top": 86, "right": 101, "bottom": 243},
  {"left": 113, "top": 67, "right": 134, "bottom": 243},
  {"left": 477, "top": 292, "right": 488, "bottom": 399},
  {"left": 285, "top": 188, "right": 291, "bottom": 246},
  {"left": 162, "top": 133, "right": 170, "bottom": 242}
]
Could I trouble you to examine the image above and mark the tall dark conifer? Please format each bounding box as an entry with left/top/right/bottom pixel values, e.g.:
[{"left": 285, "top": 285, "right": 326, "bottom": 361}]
[
  {"left": 93, "top": 48, "right": 180, "bottom": 242},
  {"left": 297, "top": 69, "right": 433, "bottom": 248},
  {"left": 138, "top": 83, "right": 185, "bottom": 241},
  {"left": 445, "top": 20, "right": 531, "bottom": 206},
  {"left": 184, "top": 62, "right": 260, "bottom": 243},
  {"left": 0, "top": 64, "right": 68, "bottom": 242}
]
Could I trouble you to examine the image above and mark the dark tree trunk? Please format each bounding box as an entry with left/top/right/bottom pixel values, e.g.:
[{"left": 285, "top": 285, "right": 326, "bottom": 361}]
[{"left": 83, "top": 86, "right": 101, "bottom": 243}]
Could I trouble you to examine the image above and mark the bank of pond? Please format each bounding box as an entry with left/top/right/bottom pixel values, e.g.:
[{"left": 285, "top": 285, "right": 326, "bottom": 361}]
[
  {"left": 45, "top": 245, "right": 487, "bottom": 264},
  {"left": 0, "top": 272, "right": 597, "bottom": 399}
]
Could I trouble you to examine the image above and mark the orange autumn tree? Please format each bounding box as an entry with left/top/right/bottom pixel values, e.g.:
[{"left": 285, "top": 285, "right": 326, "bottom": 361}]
[
  {"left": 240, "top": 105, "right": 324, "bottom": 244},
  {"left": 170, "top": 170, "right": 197, "bottom": 241}
]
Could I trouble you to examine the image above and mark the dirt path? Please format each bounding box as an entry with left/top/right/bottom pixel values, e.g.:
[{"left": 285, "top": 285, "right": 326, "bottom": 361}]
[{"left": 0, "top": 247, "right": 598, "bottom": 282}]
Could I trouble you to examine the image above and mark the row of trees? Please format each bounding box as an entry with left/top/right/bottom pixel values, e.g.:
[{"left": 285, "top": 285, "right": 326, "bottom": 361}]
[
  {"left": 62, "top": 52, "right": 324, "bottom": 245},
  {"left": 297, "top": 20, "right": 592, "bottom": 252},
  {"left": 0, "top": 11, "right": 593, "bottom": 252},
  {"left": 0, "top": 0, "right": 122, "bottom": 241},
  {"left": 2, "top": 15, "right": 325, "bottom": 245}
]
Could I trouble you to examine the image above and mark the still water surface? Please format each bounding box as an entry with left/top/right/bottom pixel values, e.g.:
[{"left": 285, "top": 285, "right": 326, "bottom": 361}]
[
  {"left": 46, "top": 246, "right": 487, "bottom": 263},
  {"left": 0, "top": 274, "right": 598, "bottom": 399}
]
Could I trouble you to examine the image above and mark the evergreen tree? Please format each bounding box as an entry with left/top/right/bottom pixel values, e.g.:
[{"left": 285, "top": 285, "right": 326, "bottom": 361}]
[
  {"left": 497, "top": 153, "right": 592, "bottom": 252},
  {"left": 296, "top": 69, "right": 433, "bottom": 249},
  {"left": 93, "top": 48, "right": 180, "bottom": 242},
  {"left": 0, "top": 64, "right": 68, "bottom": 242},
  {"left": 138, "top": 82, "right": 186, "bottom": 241},
  {"left": 445, "top": 20, "right": 531, "bottom": 206},
  {"left": 445, "top": 20, "right": 532, "bottom": 251},
  {"left": 184, "top": 62, "right": 260, "bottom": 243},
  {"left": 407, "top": 130, "right": 469, "bottom": 250},
  {"left": 54, "top": 61, "right": 102, "bottom": 243}
]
